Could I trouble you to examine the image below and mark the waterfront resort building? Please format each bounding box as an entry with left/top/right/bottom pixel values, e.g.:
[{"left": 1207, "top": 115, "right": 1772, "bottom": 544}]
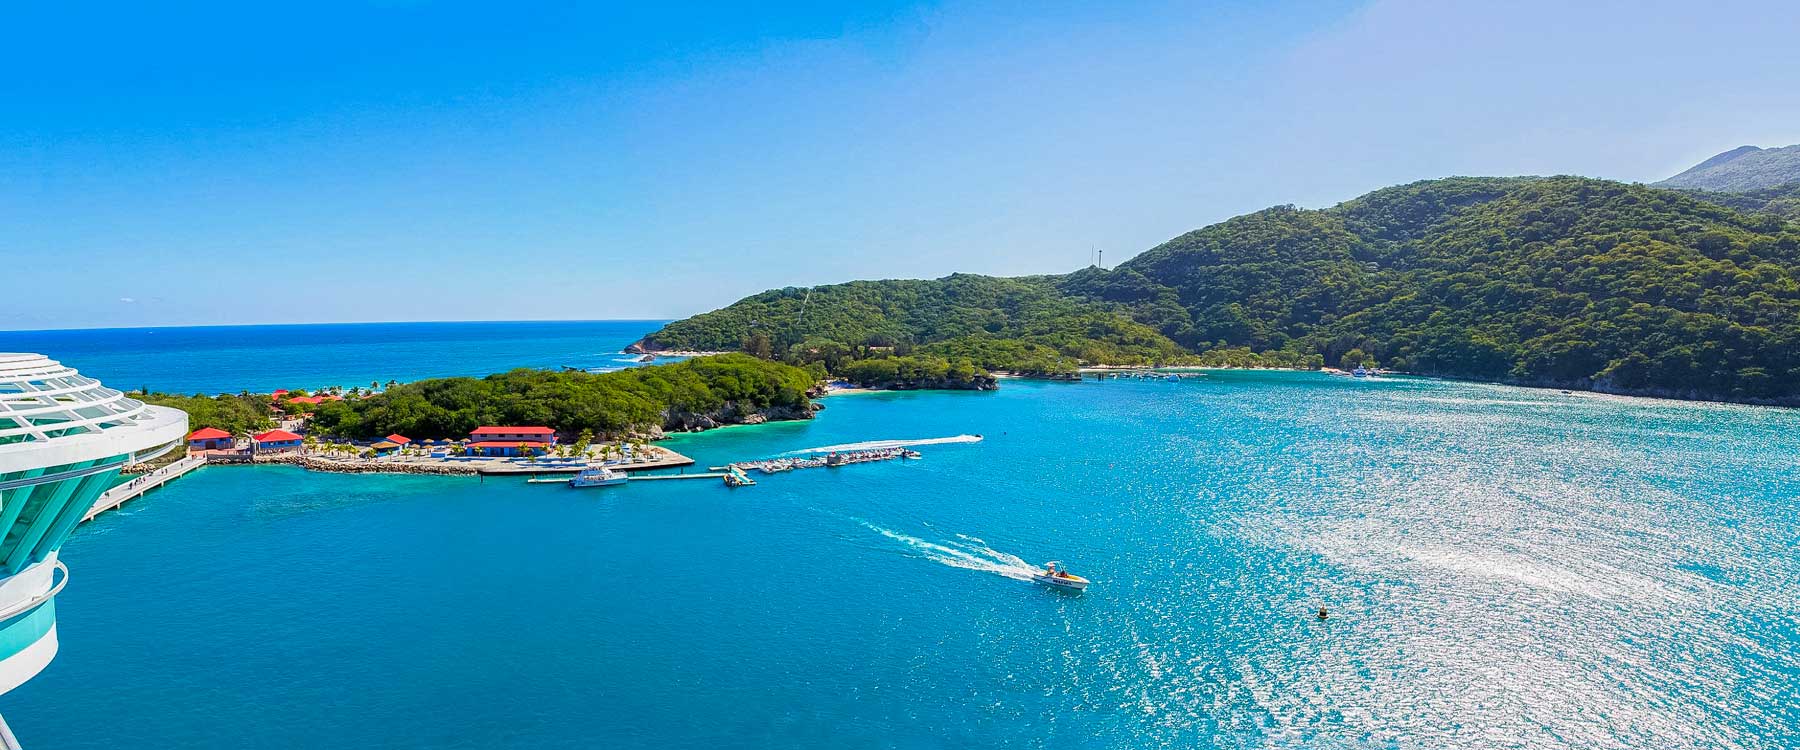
[
  {"left": 251, "top": 429, "right": 303, "bottom": 452},
  {"left": 187, "top": 427, "right": 232, "bottom": 451},
  {"left": 468, "top": 426, "right": 556, "bottom": 456},
  {"left": 0, "top": 353, "right": 188, "bottom": 739},
  {"left": 370, "top": 434, "right": 410, "bottom": 456}
]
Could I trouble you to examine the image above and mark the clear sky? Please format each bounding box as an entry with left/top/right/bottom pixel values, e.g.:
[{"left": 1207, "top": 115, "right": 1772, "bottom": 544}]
[{"left": 6, "top": 0, "right": 1797, "bottom": 330}]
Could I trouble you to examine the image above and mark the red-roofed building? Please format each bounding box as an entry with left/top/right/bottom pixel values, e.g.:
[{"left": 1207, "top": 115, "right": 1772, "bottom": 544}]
[
  {"left": 187, "top": 427, "right": 232, "bottom": 451},
  {"left": 251, "top": 429, "right": 304, "bottom": 452},
  {"left": 385, "top": 434, "right": 412, "bottom": 445},
  {"left": 467, "top": 426, "right": 556, "bottom": 456}
]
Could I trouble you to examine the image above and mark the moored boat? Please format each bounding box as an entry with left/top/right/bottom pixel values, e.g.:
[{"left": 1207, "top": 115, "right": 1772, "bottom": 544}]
[{"left": 569, "top": 467, "right": 628, "bottom": 488}]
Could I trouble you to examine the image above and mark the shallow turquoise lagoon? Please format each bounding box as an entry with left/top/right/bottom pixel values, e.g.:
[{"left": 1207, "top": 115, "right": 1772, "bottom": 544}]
[{"left": 8, "top": 372, "right": 1798, "bottom": 749}]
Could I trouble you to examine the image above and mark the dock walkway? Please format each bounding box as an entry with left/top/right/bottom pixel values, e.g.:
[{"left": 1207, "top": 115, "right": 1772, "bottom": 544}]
[{"left": 84, "top": 455, "right": 205, "bottom": 522}]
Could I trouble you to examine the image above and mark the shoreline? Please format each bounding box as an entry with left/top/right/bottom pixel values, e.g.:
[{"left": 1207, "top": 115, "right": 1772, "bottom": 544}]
[
  {"left": 206, "top": 448, "right": 699, "bottom": 477},
  {"left": 626, "top": 349, "right": 729, "bottom": 358}
]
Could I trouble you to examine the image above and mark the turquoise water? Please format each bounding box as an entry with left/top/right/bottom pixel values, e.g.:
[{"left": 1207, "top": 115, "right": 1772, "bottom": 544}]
[
  {"left": 9, "top": 372, "right": 1800, "bottom": 748},
  {"left": 0, "top": 321, "right": 665, "bottom": 394}
]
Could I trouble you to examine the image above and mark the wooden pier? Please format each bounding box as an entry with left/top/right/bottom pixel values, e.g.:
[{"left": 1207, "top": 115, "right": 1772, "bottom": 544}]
[{"left": 84, "top": 455, "right": 206, "bottom": 522}]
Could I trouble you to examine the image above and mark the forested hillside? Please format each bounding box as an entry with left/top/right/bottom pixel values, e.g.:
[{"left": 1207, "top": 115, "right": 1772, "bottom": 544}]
[
  {"left": 639, "top": 176, "right": 1800, "bottom": 404},
  {"left": 633, "top": 273, "right": 1192, "bottom": 372},
  {"left": 1681, "top": 183, "right": 1800, "bottom": 222}
]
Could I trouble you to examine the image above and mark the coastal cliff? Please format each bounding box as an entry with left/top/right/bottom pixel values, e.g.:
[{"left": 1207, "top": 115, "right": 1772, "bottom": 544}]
[
  {"left": 839, "top": 373, "right": 998, "bottom": 391},
  {"left": 657, "top": 401, "right": 822, "bottom": 435}
]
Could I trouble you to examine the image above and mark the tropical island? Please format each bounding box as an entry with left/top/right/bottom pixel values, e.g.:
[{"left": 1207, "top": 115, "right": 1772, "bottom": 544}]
[
  {"left": 633, "top": 173, "right": 1800, "bottom": 406},
  {"left": 132, "top": 354, "right": 822, "bottom": 449}
]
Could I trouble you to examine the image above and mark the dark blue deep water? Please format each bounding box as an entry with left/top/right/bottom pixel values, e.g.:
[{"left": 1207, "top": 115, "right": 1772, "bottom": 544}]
[
  {"left": 6, "top": 373, "right": 1798, "bottom": 749},
  {"left": 0, "top": 320, "right": 664, "bottom": 394}
]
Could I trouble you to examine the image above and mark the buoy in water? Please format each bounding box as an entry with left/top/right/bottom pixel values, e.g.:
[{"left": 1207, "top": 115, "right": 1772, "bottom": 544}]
[{"left": 1317, "top": 607, "right": 1328, "bottom": 621}]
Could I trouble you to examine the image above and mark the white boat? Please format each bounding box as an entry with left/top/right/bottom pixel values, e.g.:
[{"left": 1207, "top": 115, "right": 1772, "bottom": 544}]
[
  {"left": 1031, "top": 562, "right": 1090, "bottom": 591},
  {"left": 569, "top": 467, "right": 628, "bottom": 488}
]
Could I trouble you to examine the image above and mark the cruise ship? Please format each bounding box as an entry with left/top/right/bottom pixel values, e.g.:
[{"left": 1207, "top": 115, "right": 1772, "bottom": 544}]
[{"left": 0, "top": 354, "right": 187, "bottom": 745}]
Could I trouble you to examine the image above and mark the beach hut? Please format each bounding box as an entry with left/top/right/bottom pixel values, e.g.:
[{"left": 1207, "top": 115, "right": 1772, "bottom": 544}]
[
  {"left": 370, "top": 441, "right": 400, "bottom": 455},
  {"left": 187, "top": 427, "right": 232, "bottom": 451},
  {"left": 385, "top": 434, "right": 412, "bottom": 446},
  {"left": 250, "top": 429, "right": 303, "bottom": 453}
]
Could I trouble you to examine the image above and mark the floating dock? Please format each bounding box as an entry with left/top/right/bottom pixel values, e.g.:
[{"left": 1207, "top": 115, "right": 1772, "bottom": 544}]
[
  {"left": 524, "top": 467, "right": 754, "bottom": 487},
  {"left": 723, "top": 446, "right": 921, "bottom": 476}
]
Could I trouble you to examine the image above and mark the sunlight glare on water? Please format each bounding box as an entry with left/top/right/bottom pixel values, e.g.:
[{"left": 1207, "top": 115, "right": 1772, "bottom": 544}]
[{"left": 12, "top": 371, "right": 1799, "bottom": 749}]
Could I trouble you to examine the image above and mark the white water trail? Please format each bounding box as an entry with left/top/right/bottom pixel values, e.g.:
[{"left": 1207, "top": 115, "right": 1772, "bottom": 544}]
[
  {"left": 787, "top": 434, "right": 983, "bottom": 455},
  {"left": 856, "top": 519, "right": 1037, "bottom": 581}
]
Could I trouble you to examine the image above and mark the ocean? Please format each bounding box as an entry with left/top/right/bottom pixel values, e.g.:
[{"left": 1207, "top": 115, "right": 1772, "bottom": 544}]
[
  {"left": 2, "top": 324, "right": 1797, "bottom": 748},
  {"left": 0, "top": 320, "right": 665, "bottom": 394}
]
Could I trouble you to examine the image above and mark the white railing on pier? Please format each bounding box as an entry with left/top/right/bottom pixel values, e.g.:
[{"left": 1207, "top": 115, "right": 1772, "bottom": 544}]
[{"left": 83, "top": 455, "right": 205, "bottom": 522}]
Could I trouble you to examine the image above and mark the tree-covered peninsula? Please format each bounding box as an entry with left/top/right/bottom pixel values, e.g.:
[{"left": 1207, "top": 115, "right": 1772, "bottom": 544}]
[
  {"left": 303, "top": 354, "right": 820, "bottom": 440},
  {"left": 638, "top": 176, "right": 1800, "bottom": 405}
]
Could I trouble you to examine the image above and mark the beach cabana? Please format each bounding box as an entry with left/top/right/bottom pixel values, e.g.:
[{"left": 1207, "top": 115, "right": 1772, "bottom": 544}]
[
  {"left": 371, "top": 441, "right": 401, "bottom": 455},
  {"left": 187, "top": 427, "right": 232, "bottom": 451}
]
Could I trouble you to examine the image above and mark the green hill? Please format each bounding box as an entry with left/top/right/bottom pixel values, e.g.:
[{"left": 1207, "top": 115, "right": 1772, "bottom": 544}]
[
  {"left": 1655, "top": 144, "right": 1800, "bottom": 191},
  {"left": 641, "top": 176, "right": 1800, "bottom": 404},
  {"left": 1679, "top": 182, "right": 1800, "bottom": 222},
  {"left": 632, "top": 273, "right": 1192, "bottom": 372}
]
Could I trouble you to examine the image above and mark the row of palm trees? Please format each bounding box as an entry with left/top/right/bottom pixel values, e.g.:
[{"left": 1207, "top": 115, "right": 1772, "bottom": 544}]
[{"left": 292, "top": 431, "right": 657, "bottom": 462}]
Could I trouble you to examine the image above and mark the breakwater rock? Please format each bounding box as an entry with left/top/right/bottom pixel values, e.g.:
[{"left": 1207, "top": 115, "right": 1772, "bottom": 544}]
[{"left": 244, "top": 453, "right": 481, "bottom": 476}]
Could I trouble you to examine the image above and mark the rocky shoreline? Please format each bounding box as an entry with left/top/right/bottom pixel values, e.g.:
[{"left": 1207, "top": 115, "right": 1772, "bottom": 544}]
[
  {"left": 655, "top": 402, "right": 823, "bottom": 435},
  {"left": 241, "top": 453, "right": 484, "bottom": 475}
]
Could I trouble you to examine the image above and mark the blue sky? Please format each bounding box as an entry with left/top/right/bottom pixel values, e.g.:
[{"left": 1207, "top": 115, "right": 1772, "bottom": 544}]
[{"left": 5, "top": 0, "right": 1797, "bottom": 330}]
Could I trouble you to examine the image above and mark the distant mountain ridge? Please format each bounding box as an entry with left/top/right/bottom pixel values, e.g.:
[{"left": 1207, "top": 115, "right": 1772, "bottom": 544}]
[
  {"left": 1655, "top": 144, "right": 1800, "bottom": 191},
  {"left": 641, "top": 175, "right": 1800, "bottom": 405}
]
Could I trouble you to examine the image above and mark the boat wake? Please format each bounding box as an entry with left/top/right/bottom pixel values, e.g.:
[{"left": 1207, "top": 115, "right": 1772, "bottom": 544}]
[
  {"left": 787, "top": 434, "right": 982, "bottom": 455},
  {"left": 856, "top": 520, "right": 1037, "bottom": 581}
]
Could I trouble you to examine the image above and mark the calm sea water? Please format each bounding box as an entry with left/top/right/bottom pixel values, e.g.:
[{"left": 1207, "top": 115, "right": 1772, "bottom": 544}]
[
  {"left": 0, "top": 321, "right": 665, "bottom": 394},
  {"left": 7, "top": 372, "right": 1798, "bottom": 749}
]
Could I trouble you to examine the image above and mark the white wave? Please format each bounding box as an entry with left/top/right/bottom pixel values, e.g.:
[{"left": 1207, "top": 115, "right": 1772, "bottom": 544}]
[
  {"left": 788, "top": 434, "right": 983, "bottom": 455},
  {"left": 857, "top": 520, "right": 1037, "bottom": 581}
]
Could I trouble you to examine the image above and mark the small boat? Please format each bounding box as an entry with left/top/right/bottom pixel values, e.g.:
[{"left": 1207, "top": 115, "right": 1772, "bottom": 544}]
[
  {"left": 569, "top": 467, "right": 627, "bottom": 488},
  {"left": 1031, "top": 562, "right": 1090, "bottom": 591},
  {"left": 1352, "top": 366, "right": 1369, "bottom": 377},
  {"left": 636, "top": 354, "right": 656, "bottom": 363}
]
